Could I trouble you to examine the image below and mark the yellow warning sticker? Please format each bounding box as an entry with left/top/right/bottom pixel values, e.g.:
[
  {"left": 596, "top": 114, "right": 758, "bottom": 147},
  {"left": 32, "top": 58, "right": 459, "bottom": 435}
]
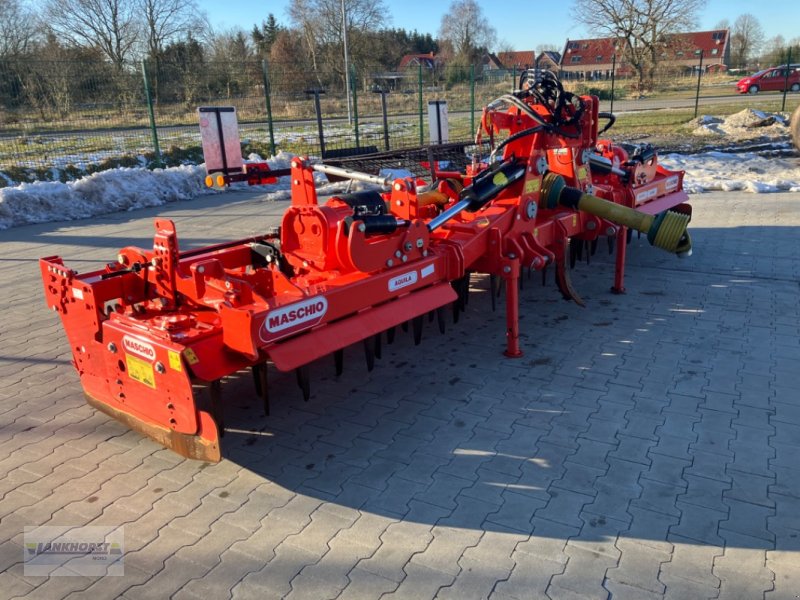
[
  {"left": 183, "top": 348, "right": 200, "bottom": 365},
  {"left": 168, "top": 350, "right": 182, "bottom": 372},
  {"left": 126, "top": 354, "right": 156, "bottom": 388},
  {"left": 524, "top": 179, "right": 540, "bottom": 194},
  {"left": 572, "top": 215, "right": 577, "bottom": 227},
  {"left": 578, "top": 166, "right": 588, "bottom": 180},
  {"left": 492, "top": 172, "right": 508, "bottom": 187}
]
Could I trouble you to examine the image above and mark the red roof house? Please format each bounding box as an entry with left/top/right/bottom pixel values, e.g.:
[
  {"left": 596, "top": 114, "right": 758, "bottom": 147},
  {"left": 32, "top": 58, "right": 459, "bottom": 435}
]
[
  {"left": 559, "top": 30, "right": 729, "bottom": 76},
  {"left": 497, "top": 51, "right": 536, "bottom": 70},
  {"left": 398, "top": 52, "right": 438, "bottom": 71}
]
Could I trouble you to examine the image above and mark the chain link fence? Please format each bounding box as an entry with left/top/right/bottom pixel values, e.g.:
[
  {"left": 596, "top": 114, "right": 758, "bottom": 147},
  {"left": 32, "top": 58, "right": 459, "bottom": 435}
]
[{"left": 2, "top": 55, "right": 799, "bottom": 185}]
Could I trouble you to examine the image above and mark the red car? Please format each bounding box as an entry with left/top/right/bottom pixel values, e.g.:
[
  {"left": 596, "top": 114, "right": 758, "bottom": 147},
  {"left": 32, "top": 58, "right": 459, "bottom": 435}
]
[{"left": 736, "top": 65, "right": 800, "bottom": 94}]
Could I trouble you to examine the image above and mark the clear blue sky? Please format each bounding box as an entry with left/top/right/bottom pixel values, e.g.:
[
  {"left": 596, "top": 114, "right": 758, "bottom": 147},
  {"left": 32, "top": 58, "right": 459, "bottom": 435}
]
[{"left": 201, "top": 0, "right": 799, "bottom": 50}]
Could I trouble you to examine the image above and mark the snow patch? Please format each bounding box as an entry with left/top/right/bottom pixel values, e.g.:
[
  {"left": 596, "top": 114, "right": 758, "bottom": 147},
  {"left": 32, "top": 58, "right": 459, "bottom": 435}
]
[
  {"left": 660, "top": 151, "right": 800, "bottom": 194},
  {"left": 693, "top": 108, "right": 789, "bottom": 139}
]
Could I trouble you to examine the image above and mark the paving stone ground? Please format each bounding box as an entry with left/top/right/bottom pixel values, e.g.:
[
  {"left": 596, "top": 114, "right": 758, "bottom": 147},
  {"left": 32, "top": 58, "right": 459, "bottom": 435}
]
[{"left": 1, "top": 187, "right": 799, "bottom": 599}]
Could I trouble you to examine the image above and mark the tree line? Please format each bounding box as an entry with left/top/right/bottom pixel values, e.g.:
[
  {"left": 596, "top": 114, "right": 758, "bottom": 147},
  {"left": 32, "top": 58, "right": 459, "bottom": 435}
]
[{"left": 1, "top": 0, "right": 798, "bottom": 116}]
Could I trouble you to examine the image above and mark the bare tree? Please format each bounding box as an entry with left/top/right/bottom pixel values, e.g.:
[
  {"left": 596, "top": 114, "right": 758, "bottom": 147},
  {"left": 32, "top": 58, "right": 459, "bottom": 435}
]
[
  {"left": 730, "top": 14, "right": 764, "bottom": 69},
  {"left": 42, "top": 0, "right": 140, "bottom": 70},
  {"left": 438, "top": 0, "right": 496, "bottom": 63},
  {"left": 496, "top": 40, "right": 516, "bottom": 55},
  {"left": 0, "top": 0, "right": 38, "bottom": 58},
  {"left": 137, "top": 0, "right": 205, "bottom": 61},
  {"left": 571, "top": 0, "right": 706, "bottom": 91},
  {"left": 536, "top": 43, "right": 560, "bottom": 53},
  {"left": 289, "top": 0, "right": 387, "bottom": 85}
]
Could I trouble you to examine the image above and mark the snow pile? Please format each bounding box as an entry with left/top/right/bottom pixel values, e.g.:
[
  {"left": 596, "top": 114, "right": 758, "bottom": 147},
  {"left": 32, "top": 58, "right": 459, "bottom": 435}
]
[
  {"left": 661, "top": 151, "right": 800, "bottom": 193},
  {"left": 693, "top": 108, "right": 789, "bottom": 140},
  {"left": 0, "top": 150, "right": 374, "bottom": 230},
  {"left": 0, "top": 164, "right": 208, "bottom": 229}
]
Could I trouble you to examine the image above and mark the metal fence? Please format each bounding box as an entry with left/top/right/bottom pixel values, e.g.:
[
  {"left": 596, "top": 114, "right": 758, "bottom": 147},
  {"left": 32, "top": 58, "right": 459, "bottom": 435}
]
[{"left": 1, "top": 55, "right": 799, "bottom": 183}]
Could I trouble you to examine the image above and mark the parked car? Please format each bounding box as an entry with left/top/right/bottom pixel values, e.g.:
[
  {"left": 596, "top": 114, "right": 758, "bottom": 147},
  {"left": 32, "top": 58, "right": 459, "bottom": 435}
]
[{"left": 736, "top": 65, "right": 800, "bottom": 94}]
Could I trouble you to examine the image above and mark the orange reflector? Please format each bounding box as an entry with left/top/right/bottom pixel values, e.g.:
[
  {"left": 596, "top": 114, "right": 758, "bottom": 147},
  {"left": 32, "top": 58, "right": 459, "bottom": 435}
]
[
  {"left": 204, "top": 175, "right": 213, "bottom": 188},
  {"left": 216, "top": 175, "right": 226, "bottom": 187}
]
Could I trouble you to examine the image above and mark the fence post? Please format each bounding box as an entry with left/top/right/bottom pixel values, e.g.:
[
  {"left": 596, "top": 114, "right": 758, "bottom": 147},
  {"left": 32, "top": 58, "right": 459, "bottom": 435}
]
[
  {"left": 418, "top": 63, "right": 424, "bottom": 145},
  {"left": 470, "top": 64, "right": 476, "bottom": 138},
  {"left": 610, "top": 54, "right": 616, "bottom": 114},
  {"left": 377, "top": 89, "right": 389, "bottom": 151},
  {"left": 782, "top": 48, "right": 792, "bottom": 112},
  {"left": 261, "top": 60, "right": 276, "bottom": 156},
  {"left": 141, "top": 59, "right": 162, "bottom": 167},
  {"left": 351, "top": 63, "right": 360, "bottom": 148},
  {"left": 512, "top": 66, "right": 516, "bottom": 92},
  {"left": 306, "top": 89, "right": 326, "bottom": 157},
  {"left": 693, "top": 50, "right": 704, "bottom": 119}
]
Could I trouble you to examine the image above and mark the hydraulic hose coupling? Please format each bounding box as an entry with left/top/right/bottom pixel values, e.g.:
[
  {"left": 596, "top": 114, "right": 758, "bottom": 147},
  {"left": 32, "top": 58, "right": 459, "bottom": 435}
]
[{"left": 540, "top": 173, "right": 692, "bottom": 257}]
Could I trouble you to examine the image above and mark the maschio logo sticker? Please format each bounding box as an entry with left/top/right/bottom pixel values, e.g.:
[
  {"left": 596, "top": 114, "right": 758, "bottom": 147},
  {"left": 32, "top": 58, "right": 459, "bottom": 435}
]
[
  {"left": 262, "top": 296, "right": 328, "bottom": 340},
  {"left": 388, "top": 271, "right": 418, "bottom": 292},
  {"left": 122, "top": 336, "right": 156, "bottom": 361}
]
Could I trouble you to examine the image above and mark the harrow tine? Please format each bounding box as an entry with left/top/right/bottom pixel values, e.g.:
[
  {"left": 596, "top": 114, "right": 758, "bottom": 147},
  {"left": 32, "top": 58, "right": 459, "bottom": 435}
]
[
  {"left": 527, "top": 266, "right": 532, "bottom": 280},
  {"left": 296, "top": 366, "right": 310, "bottom": 402},
  {"left": 463, "top": 272, "right": 472, "bottom": 305},
  {"left": 428, "top": 310, "right": 435, "bottom": 323},
  {"left": 364, "top": 337, "right": 375, "bottom": 372},
  {"left": 607, "top": 234, "right": 615, "bottom": 255},
  {"left": 374, "top": 333, "right": 382, "bottom": 359},
  {"left": 555, "top": 243, "right": 586, "bottom": 307},
  {"left": 412, "top": 315, "right": 424, "bottom": 345},
  {"left": 258, "top": 364, "right": 269, "bottom": 416},
  {"left": 437, "top": 306, "right": 447, "bottom": 334},
  {"left": 542, "top": 265, "right": 548, "bottom": 286},
  {"left": 401, "top": 320, "right": 409, "bottom": 333},
  {"left": 590, "top": 239, "right": 599, "bottom": 257},
  {"left": 490, "top": 274, "right": 498, "bottom": 311},
  {"left": 585, "top": 240, "right": 590, "bottom": 265},
  {"left": 210, "top": 379, "right": 224, "bottom": 437},
  {"left": 251, "top": 364, "right": 262, "bottom": 396},
  {"left": 386, "top": 326, "right": 396, "bottom": 345},
  {"left": 569, "top": 238, "right": 579, "bottom": 269},
  {"left": 334, "top": 349, "right": 344, "bottom": 376}
]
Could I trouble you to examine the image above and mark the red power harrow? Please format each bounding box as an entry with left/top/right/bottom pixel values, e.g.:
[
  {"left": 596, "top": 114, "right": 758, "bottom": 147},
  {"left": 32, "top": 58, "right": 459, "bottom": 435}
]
[{"left": 41, "top": 72, "right": 692, "bottom": 461}]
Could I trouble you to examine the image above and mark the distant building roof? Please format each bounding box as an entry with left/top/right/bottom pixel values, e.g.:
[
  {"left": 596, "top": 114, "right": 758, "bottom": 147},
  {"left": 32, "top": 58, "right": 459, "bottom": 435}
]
[
  {"left": 483, "top": 53, "right": 504, "bottom": 69},
  {"left": 537, "top": 51, "right": 561, "bottom": 66},
  {"left": 497, "top": 51, "right": 536, "bottom": 69},
  {"left": 398, "top": 52, "right": 437, "bottom": 70},
  {"left": 673, "top": 29, "right": 730, "bottom": 58},
  {"left": 560, "top": 37, "right": 619, "bottom": 67}
]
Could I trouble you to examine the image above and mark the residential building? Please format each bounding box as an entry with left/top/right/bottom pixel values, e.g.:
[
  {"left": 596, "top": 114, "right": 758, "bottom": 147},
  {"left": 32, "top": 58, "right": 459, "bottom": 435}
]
[{"left": 559, "top": 30, "right": 730, "bottom": 79}]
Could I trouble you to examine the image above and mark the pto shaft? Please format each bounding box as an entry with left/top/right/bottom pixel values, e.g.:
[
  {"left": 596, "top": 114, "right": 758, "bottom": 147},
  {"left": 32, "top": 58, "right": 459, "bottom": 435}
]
[{"left": 540, "top": 173, "right": 692, "bottom": 256}]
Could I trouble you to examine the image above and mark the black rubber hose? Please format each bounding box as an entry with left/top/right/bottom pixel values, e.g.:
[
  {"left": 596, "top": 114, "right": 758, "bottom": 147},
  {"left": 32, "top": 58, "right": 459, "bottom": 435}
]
[{"left": 598, "top": 111, "right": 616, "bottom": 135}]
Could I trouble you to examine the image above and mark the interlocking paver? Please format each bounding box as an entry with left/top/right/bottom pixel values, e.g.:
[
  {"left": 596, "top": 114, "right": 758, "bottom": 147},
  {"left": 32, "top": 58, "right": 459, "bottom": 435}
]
[
  {"left": 337, "top": 567, "right": 398, "bottom": 599},
  {"left": 355, "top": 519, "right": 434, "bottom": 583},
  {"left": 712, "top": 531, "right": 774, "bottom": 600}
]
